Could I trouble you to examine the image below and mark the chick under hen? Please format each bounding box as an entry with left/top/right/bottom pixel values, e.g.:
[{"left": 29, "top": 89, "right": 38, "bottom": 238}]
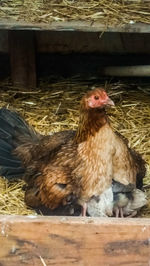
[
  {"left": 87, "top": 180, "right": 147, "bottom": 218},
  {"left": 0, "top": 88, "right": 147, "bottom": 216}
]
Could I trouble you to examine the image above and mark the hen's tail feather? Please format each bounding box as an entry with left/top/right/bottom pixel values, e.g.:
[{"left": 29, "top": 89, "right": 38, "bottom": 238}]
[
  {"left": 0, "top": 108, "right": 38, "bottom": 179},
  {"left": 0, "top": 108, "right": 38, "bottom": 141},
  {"left": 0, "top": 155, "right": 21, "bottom": 167},
  {"left": 0, "top": 117, "right": 17, "bottom": 137},
  {"left": 0, "top": 139, "right": 13, "bottom": 152},
  {"left": 0, "top": 167, "right": 25, "bottom": 178}
]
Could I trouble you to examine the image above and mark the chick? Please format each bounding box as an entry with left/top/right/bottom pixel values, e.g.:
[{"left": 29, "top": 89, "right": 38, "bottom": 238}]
[
  {"left": 87, "top": 180, "right": 147, "bottom": 218},
  {"left": 87, "top": 187, "right": 113, "bottom": 217}
]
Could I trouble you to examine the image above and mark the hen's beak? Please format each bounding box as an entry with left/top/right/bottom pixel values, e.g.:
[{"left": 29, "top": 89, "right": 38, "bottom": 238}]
[{"left": 105, "top": 97, "right": 115, "bottom": 106}]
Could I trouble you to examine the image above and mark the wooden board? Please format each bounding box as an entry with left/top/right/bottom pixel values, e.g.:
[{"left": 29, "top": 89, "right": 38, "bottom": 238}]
[
  {"left": 9, "top": 31, "right": 36, "bottom": 88},
  {"left": 36, "top": 31, "right": 150, "bottom": 54},
  {"left": 0, "top": 216, "right": 150, "bottom": 266},
  {"left": 2, "top": 31, "right": 150, "bottom": 54},
  {"left": 0, "top": 19, "right": 150, "bottom": 33}
]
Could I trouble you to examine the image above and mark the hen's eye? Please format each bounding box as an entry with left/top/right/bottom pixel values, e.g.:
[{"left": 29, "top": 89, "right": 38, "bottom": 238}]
[{"left": 94, "top": 95, "right": 99, "bottom": 100}]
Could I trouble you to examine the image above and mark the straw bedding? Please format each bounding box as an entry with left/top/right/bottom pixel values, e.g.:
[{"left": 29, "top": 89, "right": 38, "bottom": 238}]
[
  {"left": 0, "top": 77, "right": 149, "bottom": 216},
  {"left": 0, "top": 0, "right": 150, "bottom": 27}
]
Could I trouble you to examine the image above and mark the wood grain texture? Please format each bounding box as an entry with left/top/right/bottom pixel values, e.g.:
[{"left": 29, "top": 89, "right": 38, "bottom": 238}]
[
  {"left": 1, "top": 20, "right": 150, "bottom": 33},
  {"left": 9, "top": 31, "right": 36, "bottom": 88},
  {"left": 0, "top": 216, "right": 149, "bottom": 266},
  {"left": 36, "top": 31, "right": 150, "bottom": 54},
  {"left": 1, "top": 31, "right": 150, "bottom": 54}
]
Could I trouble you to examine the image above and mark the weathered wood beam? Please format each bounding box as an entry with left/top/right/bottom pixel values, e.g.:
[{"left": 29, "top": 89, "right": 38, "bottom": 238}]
[
  {"left": 9, "top": 30, "right": 36, "bottom": 88},
  {"left": 100, "top": 65, "right": 150, "bottom": 76},
  {"left": 1, "top": 20, "right": 150, "bottom": 33},
  {"left": 0, "top": 216, "right": 149, "bottom": 265}
]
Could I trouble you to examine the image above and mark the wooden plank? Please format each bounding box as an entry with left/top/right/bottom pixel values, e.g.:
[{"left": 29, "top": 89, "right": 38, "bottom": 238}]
[
  {"left": 36, "top": 31, "right": 150, "bottom": 54},
  {"left": 0, "top": 216, "right": 149, "bottom": 266},
  {"left": 36, "top": 32, "right": 126, "bottom": 54},
  {"left": 1, "top": 19, "right": 150, "bottom": 33},
  {"left": 0, "top": 30, "right": 8, "bottom": 52},
  {"left": 9, "top": 31, "right": 36, "bottom": 88},
  {"left": 1, "top": 31, "right": 150, "bottom": 54},
  {"left": 119, "top": 32, "right": 150, "bottom": 54}
]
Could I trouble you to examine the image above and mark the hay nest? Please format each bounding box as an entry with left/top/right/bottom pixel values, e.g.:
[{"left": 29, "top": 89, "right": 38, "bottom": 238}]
[
  {"left": 0, "top": 0, "right": 150, "bottom": 27},
  {"left": 0, "top": 76, "right": 149, "bottom": 217}
]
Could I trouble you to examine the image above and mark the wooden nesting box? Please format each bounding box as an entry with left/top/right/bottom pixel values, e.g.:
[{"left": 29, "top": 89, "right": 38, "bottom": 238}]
[
  {"left": 1, "top": 19, "right": 150, "bottom": 86},
  {"left": 0, "top": 15, "right": 150, "bottom": 265}
]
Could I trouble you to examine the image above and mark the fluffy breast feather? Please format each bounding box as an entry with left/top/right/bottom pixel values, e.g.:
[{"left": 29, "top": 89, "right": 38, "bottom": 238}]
[{"left": 75, "top": 124, "right": 116, "bottom": 202}]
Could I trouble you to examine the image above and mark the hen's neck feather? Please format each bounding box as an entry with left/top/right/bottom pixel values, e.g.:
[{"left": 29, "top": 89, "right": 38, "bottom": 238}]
[{"left": 75, "top": 107, "right": 108, "bottom": 143}]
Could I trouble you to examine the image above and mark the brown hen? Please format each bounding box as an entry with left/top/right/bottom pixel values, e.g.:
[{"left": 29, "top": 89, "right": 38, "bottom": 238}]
[{"left": 0, "top": 88, "right": 146, "bottom": 216}]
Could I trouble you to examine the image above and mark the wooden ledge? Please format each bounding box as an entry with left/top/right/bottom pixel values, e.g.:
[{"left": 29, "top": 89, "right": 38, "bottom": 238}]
[
  {"left": 0, "top": 216, "right": 150, "bottom": 265},
  {"left": 0, "top": 19, "right": 150, "bottom": 33}
]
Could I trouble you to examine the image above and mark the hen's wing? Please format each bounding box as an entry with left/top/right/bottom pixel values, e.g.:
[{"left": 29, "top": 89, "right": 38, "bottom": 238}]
[
  {"left": 21, "top": 130, "right": 77, "bottom": 208},
  {"left": 128, "top": 148, "right": 146, "bottom": 189},
  {"left": 0, "top": 107, "right": 76, "bottom": 181},
  {"left": 112, "top": 132, "right": 146, "bottom": 186},
  {"left": 30, "top": 165, "right": 77, "bottom": 209},
  {"left": 15, "top": 130, "right": 75, "bottom": 169}
]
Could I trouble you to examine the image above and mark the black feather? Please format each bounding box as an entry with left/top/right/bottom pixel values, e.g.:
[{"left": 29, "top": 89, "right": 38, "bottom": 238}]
[
  {"left": 0, "top": 108, "right": 37, "bottom": 179},
  {"left": 0, "top": 166, "right": 25, "bottom": 178}
]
